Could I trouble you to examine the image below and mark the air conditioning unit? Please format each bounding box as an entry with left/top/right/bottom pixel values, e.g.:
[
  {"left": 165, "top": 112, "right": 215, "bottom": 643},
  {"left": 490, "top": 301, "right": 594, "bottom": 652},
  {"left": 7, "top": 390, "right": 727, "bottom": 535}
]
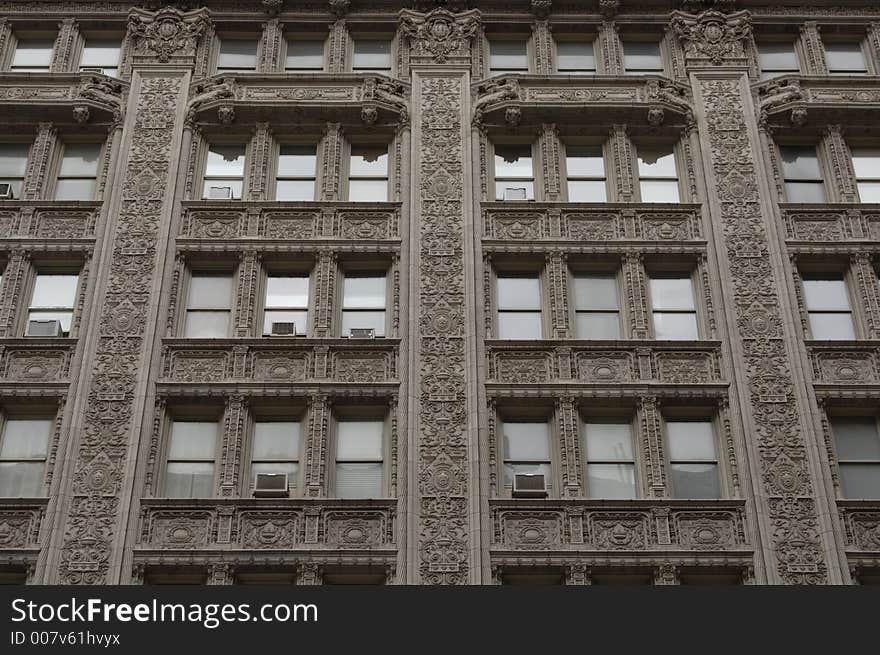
[
  {"left": 270, "top": 321, "right": 296, "bottom": 336},
  {"left": 504, "top": 187, "right": 528, "bottom": 201},
  {"left": 253, "top": 472, "right": 289, "bottom": 498},
  {"left": 26, "top": 319, "right": 63, "bottom": 337},
  {"left": 80, "top": 67, "right": 105, "bottom": 74},
  {"left": 0, "top": 183, "right": 15, "bottom": 199},
  {"left": 512, "top": 473, "right": 547, "bottom": 498},
  {"left": 348, "top": 327, "right": 376, "bottom": 339},
  {"left": 207, "top": 186, "right": 233, "bottom": 200}
]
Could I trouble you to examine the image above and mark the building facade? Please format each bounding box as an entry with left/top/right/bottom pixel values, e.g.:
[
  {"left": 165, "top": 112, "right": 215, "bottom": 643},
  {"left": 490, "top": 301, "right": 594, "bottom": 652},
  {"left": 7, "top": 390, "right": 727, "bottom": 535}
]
[{"left": 1, "top": 0, "right": 880, "bottom": 585}]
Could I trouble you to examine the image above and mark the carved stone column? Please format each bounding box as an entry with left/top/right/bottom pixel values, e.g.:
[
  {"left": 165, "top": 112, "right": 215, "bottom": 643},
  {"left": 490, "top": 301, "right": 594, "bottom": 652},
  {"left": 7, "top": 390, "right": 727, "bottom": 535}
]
[
  {"left": 637, "top": 396, "right": 666, "bottom": 498},
  {"left": 623, "top": 253, "right": 649, "bottom": 339},
  {"left": 531, "top": 20, "right": 554, "bottom": 76},
  {"left": 538, "top": 123, "right": 562, "bottom": 201},
  {"left": 850, "top": 253, "right": 880, "bottom": 339},
  {"left": 220, "top": 396, "right": 246, "bottom": 498},
  {"left": 51, "top": 19, "right": 79, "bottom": 73},
  {"left": 598, "top": 21, "right": 623, "bottom": 75},
  {"left": 546, "top": 251, "right": 570, "bottom": 338},
  {"left": 821, "top": 125, "right": 856, "bottom": 203},
  {"left": 399, "top": 7, "right": 481, "bottom": 584},
  {"left": 868, "top": 24, "right": 880, "bottom": 71},
  {"left": 304, "top": 394, "right": 330, "bottom": 497},
  {"left": 608, "top": 124, "right": 634, "bottom": 202},
  {"left": 327, "top": 19, "right": 349, "bottom": 74},
  {"left": 556, "top": 395, "right": 580, "bottom": 498},
  {"left": 0, "top": 253, "right": 28, "bottom": 338},
  {"left": 234, "top": 253, "right": 259, "bottom": 338},
  {"left": 313, "top": 250, "right": 337, "bottom": 338},
  {"left": 258, "top": 18, "right": 283, "bottom": 73},
  {"left": 672, "top": 8, "right": 842, "bottom": 583},
  {"left": 22, "top": 123, "right": 59, "bottom": 200},
  {"left": 246, "top": 122, "right": 272, "bottom": 201},
  {"left": 799, "top": 22, "right": 828, "bottom": 76},
  {"left": 48, "top": 6, "right": 211, "bottom": 584},
  {"left": 320, "top": 123, "right": 344, "bottom": 201},
  {"left": 0, "top": 19, "right": 12, "bottom": 65}
]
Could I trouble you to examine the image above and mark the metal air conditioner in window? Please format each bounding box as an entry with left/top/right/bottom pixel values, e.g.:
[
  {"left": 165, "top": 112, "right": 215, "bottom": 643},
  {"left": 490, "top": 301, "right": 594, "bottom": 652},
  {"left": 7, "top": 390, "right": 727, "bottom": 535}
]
[
  {"left": 348, "top": 327, "right": 376, "bottom": 339},
  {"left": 80, "top": 67, "right": 105, "bottom": 74},
  {"left": 0, "top": 183, "right": 14, "bottom": 199},
  {"left": 253, "top": 473, "right": 289, "bottom": 498},
  {"left": 25, "top": 319, "right": 63, "bottom": 337},
  {"left": 270, "top": 321, "right": 296, "bottom": 336},
  {"left": 512, "top": 473, "right": 547, "bottom": 498},
  {"left": 207, "top": 186, "right": 233, "bottom": 200},
  {"left": 504, "top": 187, "right": 528, "bottom": 201}
]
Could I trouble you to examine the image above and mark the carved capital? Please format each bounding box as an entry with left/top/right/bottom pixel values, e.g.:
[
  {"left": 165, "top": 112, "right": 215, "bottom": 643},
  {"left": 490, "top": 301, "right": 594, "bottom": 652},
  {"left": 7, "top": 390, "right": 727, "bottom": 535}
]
[
  {"left": 127, "top": 6, "right": 212, "bottom": 63},
  {"left": 670, "top": 9, "right": 752, "bottom": 64},
  {"left": 398, "top": 8, "right": 481, "bottom": 64},
  {"left": 530, "top": 0, "right": 552, "bottom": 19}
]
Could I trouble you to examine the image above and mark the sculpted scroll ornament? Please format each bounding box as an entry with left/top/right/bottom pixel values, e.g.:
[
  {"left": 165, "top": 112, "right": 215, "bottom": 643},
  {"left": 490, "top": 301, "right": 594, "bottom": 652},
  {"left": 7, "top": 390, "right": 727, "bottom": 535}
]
[
  {"left": 671, "top": 9, "right": 752, "bottom": 64},
  {"left": 127, "top": 6, "right": 211, "bottom": 63},
  {"left": 399, "top": 8, "right": 481, "bottom": 64}
]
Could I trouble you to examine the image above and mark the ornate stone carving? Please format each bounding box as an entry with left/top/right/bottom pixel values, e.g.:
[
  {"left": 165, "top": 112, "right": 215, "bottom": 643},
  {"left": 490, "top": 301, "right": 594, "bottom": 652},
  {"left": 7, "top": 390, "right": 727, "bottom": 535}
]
[
  {"left": 473, "top": 77, "right": 520, "bottom": 128},
  {"left": 591, "top": 515, "right": 648, "bottom": 550},
  {"left": 127, "top": 6, "right": 211, "bottom": 63},
  {"left": 399, "top": 8, "right": 481, "bottom": 64},
  {"left": 671, "top": 9, "right": 752, "bottom": 64}
]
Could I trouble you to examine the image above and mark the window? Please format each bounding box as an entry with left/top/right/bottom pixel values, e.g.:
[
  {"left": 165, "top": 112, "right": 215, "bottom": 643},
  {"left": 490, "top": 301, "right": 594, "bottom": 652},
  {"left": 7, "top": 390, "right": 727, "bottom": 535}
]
[
  {"left": 275, "top": 144, "right": 316, "bottom": 201},
  {"left": 251, "top": 420, "right": 300, "bottom": 492},
  {"left": 584, "top": 420, "right": 636, "bottom": 498},
  {"left": 566, "top": 145, "right": 606, "bottom": 202},
  {"left": 184, "top": 273, "right": 233, "bottom": 338},
  {"left": 263, "top": 274, "right": 309, "bottom": 336},
  {"left": 0, "top": 143, "right": 29, "bottom": 198},
  {"left": 556, "top": 41, "right": 595, "bottom": 74},
  {"left": 202, "top": 144, "right": 245, "bottom": 199},
  {"left": 165, "top": 420, "right": 217, "bottom": 498},
  {"left": 341, "top": 272, "right": 386, "bottom": 337},
  {"left": 779, "top": 145, "right": 825, "bottom": 202},
  {"left": 757, "top": 42, "right": 799, "bottom": 80},
  {"left": 830, "top": 417, "right": 880, "bottom": 498},
  {"left": 285, "top": 39, "right": 324, "bottom": 72},
  {"left": 54, "top": 143, "right": 100, "bottom": 200},
  {"left": 622, "top": 41, "right": 662, "bottom": 75},
  {"left": 637, "top": 145, "right": 679, "bottom": 202},
  {"left": 352, "top": 39, "right": 391, "bottom": 74},
  {"left": 497, "top": 273, "right": 542, "bottom": 339},
  {"left": 666, "top": 419, "right": 720, "bottom": 499},
  {"left": 0, "top": 418, "right": 52, "bottom": 497},
  {"left": 649, "top": 274, "right": 698, "bottom": 340},
  {"left": 335, "top": 418, "right": 383, "bottom": 498},
  {"left": 10, "top": 38, "right": 54, "bottom": 72},
  {"left": 217, "top": 38, "right": 257, "bottom": 73},
  {"left": 502, "top": 421, "right": 551, "bottom": 491},
  {"left": 26, "top": 273, "right": 79, "bottom": 336},
  {"left": 348, "top": 145, "right": 388, "bottom": 201},
  {"left": 801, "top": 274, "right": 855, "bottom": 339},
  {"left": 850, "top": 149, "right": 880, "bottom": 203},
  {"left": 824, "top": 42, "right": 867, "bottom": 75},
  {"left": 79, "top": 39, "right": 120, "bottom": 76},
  {"left": 573, "top": 274, "right": 620, "bottom": 339},
  {"left": 494, "top": 144, "right": 534, "bottom": 201},
  {"left": 489, "top": 40, "right": 528, "bottom": 75}
]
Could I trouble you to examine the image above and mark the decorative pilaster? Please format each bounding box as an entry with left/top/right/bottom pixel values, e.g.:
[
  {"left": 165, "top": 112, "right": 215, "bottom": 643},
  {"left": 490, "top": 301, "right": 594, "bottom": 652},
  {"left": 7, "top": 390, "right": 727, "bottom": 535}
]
[
  {"left": 799, "top": 22, "right": 828, "bottom": 76},
  {"left": 821, "top": 125, "right": 856, "bottom": 203},
  {"left": 850, "top": 253, "right": 880, "bottom": 339},
  {"left": 0, "top": 253, "right": 28, "bottom": 338},
  {"left": 868, "top": 24, "right": 880, "bottom": 72},
  {"left": 305, "top": 394, "right": 330, "bottom": 498},
  {"left": 598, "top": 21, "right": 623, "bottom": 75},
  {"left": 0, "top": 19, "right": 12, "bottom": 66},
  {"left": 637, "top": 396, "right": 666, "bottom": 498},
  {"left": 246, "top": 122, "right": 272, "bottom": 201},
  {"left": 234, "top": 253, "right": 259, "bottom": 338},
  {"left": 50, "top": 19, "right": 79, "bottom": 73},
  {"left": 327, "top": 19, "right": 349, "bottom": 74},
  {"left": 556, "top": 395, "right": 580, "bottom": 498},
  {"left": 219, "top": 396, "right": 246, "bottom": 498},
  {"left": 22, "top": 123, "right": 59, "bottom": 201},
  {"left": 207, "top": 563, "right": 232, "bottom": 585},
  {"left": 538, "top": 123, "right": 561, "bottom": 201},
  {"left": 623, "top": 253, "right": 649, "bottom": 339},
  {"left": 313, "top": 250, "right": 337, "bottom": 338},
  {"left": 320, "top": 122, "right": 344, "bottom": 201},
  {"left": 608, "top": 124, "right": 634, "bottom": 202},
  {"left": 258, "top": 18, "right": 283, "bottom": 72},
  {"left": 546, "top": 251, "right": 570, "bottom": 338},
  {"left": 531, "top": 20, "right": 554, "bottom": 76}
]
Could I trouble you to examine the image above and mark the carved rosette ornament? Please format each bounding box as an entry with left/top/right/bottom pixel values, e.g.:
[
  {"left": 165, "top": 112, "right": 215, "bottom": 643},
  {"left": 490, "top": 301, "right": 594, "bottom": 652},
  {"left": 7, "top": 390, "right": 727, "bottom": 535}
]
[
  {"left": 127, "top": 6, "right": 211, "bottom": 63},
  {"left": 399, "top": 8, "right": 481, "bottom": 64},
  {"left": 671, "top": 9, "right": 751, "bottom": 64}
]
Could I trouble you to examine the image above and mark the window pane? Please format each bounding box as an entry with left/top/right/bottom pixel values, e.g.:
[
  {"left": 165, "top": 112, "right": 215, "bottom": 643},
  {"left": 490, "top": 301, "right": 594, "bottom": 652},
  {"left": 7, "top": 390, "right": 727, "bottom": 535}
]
[
  {"left": 832, "top": 417, "right": 880, "bottom": 460},
  {"left": 785, "top": 181, "right": 826, "bottom": 203},
  {"left": 337, "top": 421, "right": 383, "bottom": 459},
  {"left": 275, "top": 180, "right": 314, "bottom": 201},
  {"left": 253, "top": 422, "right": 300, "bottom": 459},
  {"left": 557, "top": 41, "right": 595, "bottom": 71},
  {"left": 574, "top": 275, "right": 618, "bottom": 310},
  {"left": 353, "top": 40, "right": 391, "bottom": 70},
  {"left": 31, "top": 275, "right": 78, "bottom": 307},
  {"left": 758, "top": 43, "right": 798, "bottom": 71},
  {"left": 278, "top": 145, "right": 316, "bottom": 176},
  {"left": 203, "top": 179, "right": 243, "bottom": 200},
  {"left": 266, "top": 276, "right": 308, "bottom": 307},
  {"left": 667, "top": 421, "right": 716, "bottom": 460},
  {"left": 286, "top": 40, "right": 324, "bottom": 70},
  {"left": 168, "top": 421, "right": 216, "bottom": 460},
  {"left": 779, "top": 146, "right": 822, "bottom": 179},
  {"left": 343, "top": 275, "right": 386, "bottom": 308},
  {"left": 654, "top": 312, "right": 698, "bottom": 340},
  {"left": 490, "top": 41, "right": 528, "bottom": 70},
  {"left": 858, "top": 182, "right": 880, "bottom": 203},
  {"left": 585, "top": 422, "right": 633, "bottom": 459},
  {"left": 670, "top": 463, "right": 720, "bottom": 499},
  {"left": 218, "top": 40, "right": 257, "bottom": 69},
  {"left": 341, "top": 311, "right": 385, "bottom": 336},
  {"left": 650, "top": 277, "right": 694, "bottom": 310},
  {"left": 184, "top": 312, "right": 230, "bottom": 338},
  {"left": 166, "top": 462, "right": 214, "bottom": 498},
  {"left": 80, "top": 40, "right": 120, "bottom": 70},
  {"left": 503, "top": 462, "right": 551, "bottom": 487},
  {"left": 12, "top": 40, "right": 54, "bottom": 69},
  {"left": 263, "top": 310, "right": 307, "bottom": 335},
  {"left": 623, "top": 42, "right": 661, "bottom": 71},
  {"left": 55, "top": 179, "right": 96, "bottom": 201},
  {"left": 638, "top": 147, "right": 677, "bottom": 177},
  {"left": 852, "top": 150, "right": 880, "bottom": 178},
  {"left": 0, "top": 144, "right": 29, "bottom": 176},
  {"left": 825, "top": 43, "right": 866, "bottom": 72},
  {"left": 567, "top": 180, "right": 607, "bottom": 202},
  {"left": 566, "top": 146, "right": 604, "bottom": 176},
  {"left": 839, "top": 463, "right": 880, "bottom": 498},
  {"left": 494, "top": 145, "right": 533, "bottom": 178},
  {"left": 576, "top": 313, "right": 620, "bottom": 339},
  {"left": 587, "top": 464, "right": 636, "bottom": 499},
  {"left": 498, "top": 312, "right": 542, "bottom": 339},
  {"left": 503, "top": 422, "right": 550, "bottom": 460},
  {"left": 495, "top": 180, "right": 535, "bottom": 201},
  {"left": 0, "top": 462, "right": 44, "bottom": 497},
  {"left": 802, "top": 278, "right": 850, "bottom": 310},
  {"left": 335, "top": 463, "right": 382, "bottom": 497},
  {"left": 205, "top": 146, "right": 246, "bottom": 177},
  {"left": 27, "top": 310, "right": 73, "bottom": 333},
  {"left": 640, "top": 180, "right": 680, "bottom": 202},
  {"left": 349, "top": 179, "right": 387, "bottom": 201},
  {"left": 0, "top": 419, "right": 52, "bottom": 458},
  {"left": 252, "top": 462, "right": 298, "bottom": 484},
  {"left": 188, "top": 275, "right": 232, "bottom": 309},
  {"left": 808, "top": 313, "right": 855, "bottom": 340},
  {"left": 497, "top": 276, "right": 540, "bottom": 309},
  {"left": 60, "top": 144, "right": 100, "bottom": 176}
]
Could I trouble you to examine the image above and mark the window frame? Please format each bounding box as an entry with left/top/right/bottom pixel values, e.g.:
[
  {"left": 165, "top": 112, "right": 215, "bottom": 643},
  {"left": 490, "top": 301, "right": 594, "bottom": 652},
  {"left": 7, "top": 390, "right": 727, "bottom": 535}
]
[
  {"left": 271, "top": 138, "right": 320, "bottom": 202},
  {"left": 755, "top": 39, "right": 802, "bottom": 80},
  {"left": 646, "top": 267, "right": 702, "bottom": 341},
  {"left": 23, "top": 265, "right": 82, "bottom": 338},
  {"left": 849, "top": 146, "right": 880, "bottom": 204},
  {"left": 799, "top": 270, "right": 857, "bottom": 340},
  {"left": 620, "top": 37, "right": 665, "bottom": 76},
  {"left": 8, "top": 32, "right": 56, "bottom": 72},
  {"left": 486, "top": 35, "right": 532, "bottom": 77},
  {"left": 633, "top": 141, "right": 682, "bottom": 203},
  {"left": 562, "top": 140, "right": 609, "bottom": 203},
  {"left": 51, "top": 140, "right": 103, "bottom": 201},
  {"left": 329, "top": 405, "right": 389, "bottom": 499},
  {"left": 777, "top": 143, "right": 828, "bottom": 203},
  {"left": 201, "top": 140, "right": 248, "bottom": 201},
  {"left": 160, "top": 410, "right": 222, "bottom": 499},
  {"left": 582, "top": 413, "right": 639, "bottom": 499},
  {"left": 491, "top": 140, "right": 538, "bottom": 202},
  {"left": 345, "top": 140, "right": 390, "bottom": 202},
  {"left": 822, "top": 38, "right": 870, "bottom": 76},
  {"left": 827, "top": 411, "right": 880, "bottom": 499},
  {"left": 496, "top": 405, "right": 557, "bottom": 499},
  {"left": 180, "top": 266, "right": 237, "bottom": 339},
  {"left": 0, "top": 140, "right": 33, "bottom": 200},
  {"left": 494, "top": 267, "right": 545, "bottom": 340},
  {"left": 76, "top": 33, "right": 123, "bottom": 77},
  {"left": 243, "top": 405, "right": 308, "bottom": 498},
  {"left": 553, "top": 36, "right": 598, "bottom": 75},
  {"left": 569, "top": 265, "right": 623, "bottom": 340},
  {"left": 259, "top": 262, "right": 314, "bottom": 337},
  {"left": 282, "top": 31, "right": 327, "bottom": 73},
  {"left": 662, "top": 411, "right": 724, "bottom": 500},
  {"left": 349, "top": 32, "right": 394, "bottom": 76},
  {"left": 338, "top": 262, "right": 390, "bottom": 338},
  {"left": 0, "top": 409, "right": 57, "bottom": 498},
  {"left": 214, "top": 34, "right": 260, "bottom": 74}
]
